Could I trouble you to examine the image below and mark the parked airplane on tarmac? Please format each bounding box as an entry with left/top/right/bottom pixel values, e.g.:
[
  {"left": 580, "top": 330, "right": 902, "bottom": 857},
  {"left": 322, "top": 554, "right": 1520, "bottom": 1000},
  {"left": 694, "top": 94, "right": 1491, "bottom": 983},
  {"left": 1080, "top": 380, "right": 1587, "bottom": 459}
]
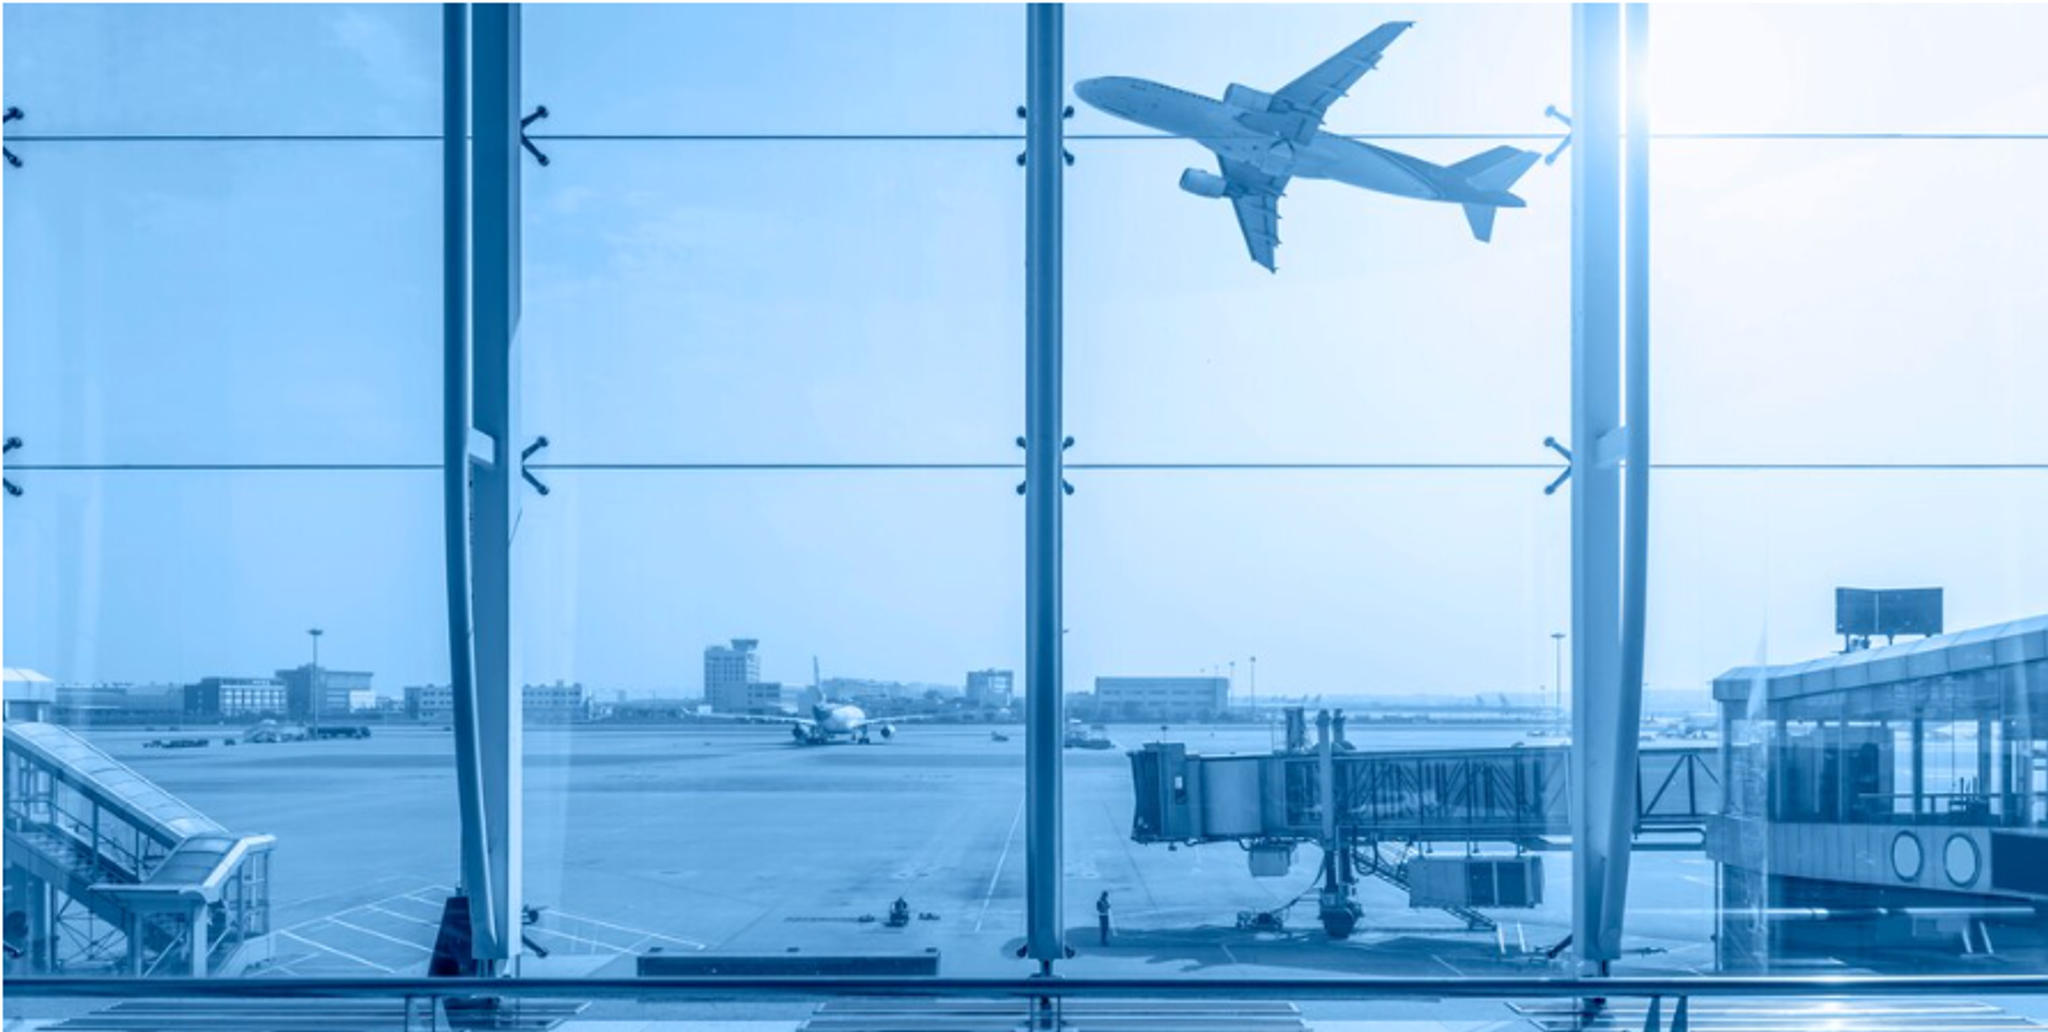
[{"left": 1075, "top": 21, "right": 1542, "bottom": 271}]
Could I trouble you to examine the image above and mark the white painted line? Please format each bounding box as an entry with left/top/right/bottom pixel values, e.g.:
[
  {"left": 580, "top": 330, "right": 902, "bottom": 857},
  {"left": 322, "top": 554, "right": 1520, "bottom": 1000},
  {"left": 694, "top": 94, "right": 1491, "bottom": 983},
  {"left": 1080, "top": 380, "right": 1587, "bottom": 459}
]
[
  {"left": 326, "top": 917, "right": 433, "bottom": 954},
  {"left": 278, "top": 929, "right": 396, "bottom": 973},
  {"left": 528, "top": 924, "right": 634, "bottom": 954},
  {"left": 976, "top": 797, "right": 1026, "bottom": 932},
  {"left": 366, "top": 904, "right": 440, "bottom": 928},
  {"left": 547, "top": 909, "right": 707, "bottom": 950}
]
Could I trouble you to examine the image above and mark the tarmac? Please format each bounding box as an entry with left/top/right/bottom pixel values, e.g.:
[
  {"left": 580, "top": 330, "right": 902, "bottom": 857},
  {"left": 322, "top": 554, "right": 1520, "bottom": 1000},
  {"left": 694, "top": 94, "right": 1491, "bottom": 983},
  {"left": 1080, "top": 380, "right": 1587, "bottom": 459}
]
[{"left": 81, "top": 721, "right": 1735, "bottom": 981}]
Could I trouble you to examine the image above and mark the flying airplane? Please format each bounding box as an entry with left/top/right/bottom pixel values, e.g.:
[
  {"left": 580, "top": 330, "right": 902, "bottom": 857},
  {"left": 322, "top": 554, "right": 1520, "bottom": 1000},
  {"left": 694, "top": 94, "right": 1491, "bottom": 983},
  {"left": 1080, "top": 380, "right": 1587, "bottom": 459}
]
[{"left": 1074, "top": 21, "right": 1542, "bottom": 271}]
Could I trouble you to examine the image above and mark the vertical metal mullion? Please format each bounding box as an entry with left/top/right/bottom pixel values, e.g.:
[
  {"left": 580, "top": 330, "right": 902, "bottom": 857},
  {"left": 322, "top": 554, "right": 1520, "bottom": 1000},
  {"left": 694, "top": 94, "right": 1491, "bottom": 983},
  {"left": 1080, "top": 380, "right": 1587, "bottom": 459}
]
[
  {"left": 469, "top": 0, "right": 523, "bottom": 971},
  {"left": 441, "top": 2, "right": 501, "bottom": 962},
  {"left": 1568, "top": 0, "right": 1630, "bottom": 975},
  {"left": 1619, "top": 0, "right": 1652, "bottom": 807},
  {"left": 1023, "top": 0, "right": 1066, "bottom": 972}
]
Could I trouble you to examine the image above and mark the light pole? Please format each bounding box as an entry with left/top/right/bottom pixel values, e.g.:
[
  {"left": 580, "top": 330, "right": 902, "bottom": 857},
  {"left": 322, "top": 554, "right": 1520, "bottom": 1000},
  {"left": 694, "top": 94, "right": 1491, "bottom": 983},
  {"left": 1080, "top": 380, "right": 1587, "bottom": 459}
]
[
  {"left": 1550, "top": 631, "right": 1566, "bottom": 731},
  {"left": 309, "top": 628, "right": 324, "bottom": 670},
  {"left": 1249, "top": 655, "right": 1257, "bottom": 721}
]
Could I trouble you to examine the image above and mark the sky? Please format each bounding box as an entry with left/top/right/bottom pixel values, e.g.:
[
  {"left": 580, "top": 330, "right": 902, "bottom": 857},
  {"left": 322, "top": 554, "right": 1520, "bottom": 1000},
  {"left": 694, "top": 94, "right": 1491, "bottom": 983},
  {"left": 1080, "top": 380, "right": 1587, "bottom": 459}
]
[{"left": 4, "top": 4, "right": 2045, "bottom": 704}]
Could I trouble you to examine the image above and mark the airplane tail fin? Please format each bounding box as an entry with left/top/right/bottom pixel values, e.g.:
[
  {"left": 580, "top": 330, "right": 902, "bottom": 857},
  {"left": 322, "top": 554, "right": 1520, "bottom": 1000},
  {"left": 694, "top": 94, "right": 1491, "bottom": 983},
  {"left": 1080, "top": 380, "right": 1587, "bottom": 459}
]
[
  {"left": 1448, "top": 146, "right": 1542, "bottom": 242},
  {"left": 1462, "top": 203, "right": 1499, "bottom": 243}
]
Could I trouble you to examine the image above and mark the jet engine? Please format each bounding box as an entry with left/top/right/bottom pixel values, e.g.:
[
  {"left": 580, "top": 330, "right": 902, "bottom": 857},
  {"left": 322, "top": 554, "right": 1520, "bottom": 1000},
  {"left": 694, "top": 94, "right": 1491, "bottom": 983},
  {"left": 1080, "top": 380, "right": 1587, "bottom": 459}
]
[
  {"left": 791, "top": 725, "right": 810, "bottom": 743},
  {"left": 879, "top": 723, "right": 897, "bottom": 740},
  {"left": 1223, "top": 83, "right": 1273, "bottom": 112},
  {"left": 1178, "top": 168, "right": 1228, "bottom": 198}
]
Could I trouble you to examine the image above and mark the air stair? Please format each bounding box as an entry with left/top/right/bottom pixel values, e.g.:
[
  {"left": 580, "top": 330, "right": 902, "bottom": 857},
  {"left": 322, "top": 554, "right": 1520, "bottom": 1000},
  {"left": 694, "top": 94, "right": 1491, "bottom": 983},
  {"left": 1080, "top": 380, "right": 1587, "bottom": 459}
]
[{"left": 3, "top": 721, "right": 275, "bottom": 976}]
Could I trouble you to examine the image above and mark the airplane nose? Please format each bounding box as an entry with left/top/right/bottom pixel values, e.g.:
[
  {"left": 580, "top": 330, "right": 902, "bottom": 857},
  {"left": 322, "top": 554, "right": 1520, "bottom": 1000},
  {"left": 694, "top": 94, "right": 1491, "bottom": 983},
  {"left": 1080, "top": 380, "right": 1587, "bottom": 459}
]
[{"left": 1073, "top": 77, "right": 1119, "bottom": 112}]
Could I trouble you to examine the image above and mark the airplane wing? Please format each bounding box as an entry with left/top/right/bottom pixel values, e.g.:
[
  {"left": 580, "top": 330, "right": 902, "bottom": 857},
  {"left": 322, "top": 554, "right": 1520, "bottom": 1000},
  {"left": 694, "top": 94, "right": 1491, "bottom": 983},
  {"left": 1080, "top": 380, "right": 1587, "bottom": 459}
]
[
  {"left": 1219, "top": 157, "right": 1287, "bottom": 272},
  {"left": 1273, "top": 21, "right": 1414, "bottom": 121},
  {"left": 690, "top": 711, "right": 815, "bottom": 729}
]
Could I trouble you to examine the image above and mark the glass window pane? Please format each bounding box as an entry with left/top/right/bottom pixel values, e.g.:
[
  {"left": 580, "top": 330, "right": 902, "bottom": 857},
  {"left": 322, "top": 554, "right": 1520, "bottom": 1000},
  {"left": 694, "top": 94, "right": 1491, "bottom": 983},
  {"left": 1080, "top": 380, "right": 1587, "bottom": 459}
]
[
  {"left": 1652, "top": 5, "right": 2048, "bottom": 134},
  {"left": 1068, "top": 5, "right": 1570, "bottom": 137},
  {"left": 522, "top": 142, "right": 1020, "bottom": 464},
  {"left": 1067, "top": 140, "right": 1568, "bottom": 463},
  {"left": 4, "top": 142, "right": 441, "bottom": 465},
  {"left": 1653, "top": 140, "right": 2048, "bottom": 464},
  {"left": 2, "top": 4, "right": 442, "bottom": 135},
  {"left": 522, "top": 4, "right": 1021, "bottom": 136},
  {"left": 3, "top": 471, "right": 452, "bottom": 976},
  {"left": 1649, "top": 470, "right": 2048, "bottom": 972},
  {"left": 1063, "top": 471, "right": 1585, "bottom": 973},
  {"left": 513, "top": 471, "right": 1024, "bottom": 970}
]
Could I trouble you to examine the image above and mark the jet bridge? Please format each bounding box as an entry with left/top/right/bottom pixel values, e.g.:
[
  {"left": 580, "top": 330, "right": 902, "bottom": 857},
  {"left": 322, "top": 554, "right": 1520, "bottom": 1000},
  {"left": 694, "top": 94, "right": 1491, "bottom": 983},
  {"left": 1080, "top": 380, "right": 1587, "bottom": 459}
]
[
  {"left": 1129, "top": 710, "right": 1719, "bottom": 937},
  {"left": 3, "top": 721, "right": 274, "bottom": 976}
]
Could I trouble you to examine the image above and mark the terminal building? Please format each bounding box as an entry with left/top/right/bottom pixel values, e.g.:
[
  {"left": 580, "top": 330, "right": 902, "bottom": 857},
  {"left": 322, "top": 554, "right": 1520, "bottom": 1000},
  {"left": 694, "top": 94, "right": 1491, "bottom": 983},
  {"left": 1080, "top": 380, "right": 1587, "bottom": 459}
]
[
  {"left": 966, "top": 669, "right": 1015, "bottom": 710},
  {"left": 275, "top": 665, "right": 373, "bottom": 720},
  {"left": 1710, "top": 613, "right": 2048, "bottom": 966},
  {"left": 184, "top": 677, "right": 287, "bottom": 719},
  {"left": 405, "top": 682, "right": 592, "bottom": 722},
  {"left": 1094, "top": 676, "right": 1230, "bottom": 722}
]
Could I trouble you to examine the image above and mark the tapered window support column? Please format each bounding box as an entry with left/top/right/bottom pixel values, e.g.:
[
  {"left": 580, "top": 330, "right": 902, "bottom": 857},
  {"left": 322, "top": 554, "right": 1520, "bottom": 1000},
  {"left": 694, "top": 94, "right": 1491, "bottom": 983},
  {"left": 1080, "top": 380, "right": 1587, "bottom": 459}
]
[
  {"left": 1569, "top": 1, "right": 1652, "bottom": 974},
  {"left": 443, "top": 1, "right": 524, "bottom": 972},
  {"left": 1022, "top": 1, "right": 1067, "bottom": 973}
]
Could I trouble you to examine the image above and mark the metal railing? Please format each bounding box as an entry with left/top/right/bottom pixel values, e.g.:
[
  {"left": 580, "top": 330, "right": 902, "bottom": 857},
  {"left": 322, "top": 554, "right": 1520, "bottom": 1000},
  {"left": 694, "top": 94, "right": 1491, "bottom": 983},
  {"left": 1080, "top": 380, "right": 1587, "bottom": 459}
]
[{"left": 11, "top": 973, "right": 2048, "bottom": 1001}]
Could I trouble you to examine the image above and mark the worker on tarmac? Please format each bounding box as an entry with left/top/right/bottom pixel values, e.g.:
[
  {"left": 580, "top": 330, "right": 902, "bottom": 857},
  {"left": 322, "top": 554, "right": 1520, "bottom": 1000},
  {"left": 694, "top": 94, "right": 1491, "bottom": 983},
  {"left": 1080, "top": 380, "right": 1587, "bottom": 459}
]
[{"left": 1096, "top": 891, "right": 1112, "bottom": 945}]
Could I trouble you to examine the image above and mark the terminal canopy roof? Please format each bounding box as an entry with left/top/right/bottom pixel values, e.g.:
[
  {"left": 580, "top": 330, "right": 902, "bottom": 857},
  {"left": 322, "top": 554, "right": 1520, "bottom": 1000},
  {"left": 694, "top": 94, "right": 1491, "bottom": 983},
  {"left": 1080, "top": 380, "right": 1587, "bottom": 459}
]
[{"left": 1713, "top": 614, "right": 2048, "bottom": 719}]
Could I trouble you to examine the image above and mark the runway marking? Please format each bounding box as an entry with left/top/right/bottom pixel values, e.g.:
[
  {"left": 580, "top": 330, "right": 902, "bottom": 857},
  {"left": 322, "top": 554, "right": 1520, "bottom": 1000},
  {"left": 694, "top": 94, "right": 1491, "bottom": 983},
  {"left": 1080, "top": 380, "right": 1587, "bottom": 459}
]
[
  {"left": 366, "top": 904, "right": 439, "bottom": 928},
  {"left": 1431, "top": 954, "right": 1465, "bottom": 976},
  {"left": 278, "top": 930, "right": 396, "bottom": 973},
  {"left": 282, "top": 886, "right": 447, "bottom": 934},
  {"left": 547, "top": 909, "right": 708, "bottom": 950},
  {"left": 273, "top": 873, "right": 413, "bottom": 913},
  {"left": 527, "top": 924, "right": 639, "bottom": 953},
  {"left": 325, "top": 917, "right": 433, "bottom": 953},
  {"left": 975, "top": 796, "right": 1026, "bottom": 932}
]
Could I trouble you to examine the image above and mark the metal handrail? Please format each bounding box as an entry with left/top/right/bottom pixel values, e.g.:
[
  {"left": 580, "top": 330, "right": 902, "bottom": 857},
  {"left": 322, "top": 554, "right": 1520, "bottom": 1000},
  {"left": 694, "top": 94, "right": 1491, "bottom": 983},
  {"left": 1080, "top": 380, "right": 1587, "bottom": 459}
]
[{"left": 11, "top": 974, "right": 2048, "bottom": 1001}]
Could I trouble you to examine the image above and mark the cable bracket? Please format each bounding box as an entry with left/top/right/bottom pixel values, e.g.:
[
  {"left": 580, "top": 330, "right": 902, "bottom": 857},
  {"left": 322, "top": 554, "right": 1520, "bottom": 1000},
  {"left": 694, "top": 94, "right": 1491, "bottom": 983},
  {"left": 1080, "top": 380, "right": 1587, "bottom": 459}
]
[
  {"left": 1542, "top": 105, "right": 1573, "bottom": 166},
  {"left": 1542, "top": 436, "right": 1573, "bottom": 495},
  {"left": 4, "top": 107, "right": 24, "bottom": 168},
  {"left": 3, "top": 437, "right": 24, "bottom": 497},
  {"left": 1015, "top": 104, "right": 1076, "bottom": 167},
  {"left": 1015, "top": 435, "right": 1075, "bottom": 496},
  {"left": 520, "top": 106, "right": 551, "bottom": 166},
  {"left": 520, "top": 435, "right": 551, "bottom": 495}
]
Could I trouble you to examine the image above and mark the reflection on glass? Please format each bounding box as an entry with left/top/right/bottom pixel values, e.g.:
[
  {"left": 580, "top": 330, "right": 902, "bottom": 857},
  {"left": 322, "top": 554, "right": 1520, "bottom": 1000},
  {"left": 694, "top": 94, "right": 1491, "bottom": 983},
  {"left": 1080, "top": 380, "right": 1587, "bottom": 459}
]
[
  {"left": 1652, "top": 140, "right": 2048, "bottom": 464},
  {"left": 3, "top": 143, "right": 441, "bottom": 465},
  {"left": 2, "top": 472, "right": 450, "bottom": 976},
  {"left": 2, "top": 4, "right": 441, "bottom": 134},
  {"left": 522, "top": 142, "right": 1021, "bottom": 464},
  {"left": 512, "top": 472, "right": 1025, "bottom": 973}
]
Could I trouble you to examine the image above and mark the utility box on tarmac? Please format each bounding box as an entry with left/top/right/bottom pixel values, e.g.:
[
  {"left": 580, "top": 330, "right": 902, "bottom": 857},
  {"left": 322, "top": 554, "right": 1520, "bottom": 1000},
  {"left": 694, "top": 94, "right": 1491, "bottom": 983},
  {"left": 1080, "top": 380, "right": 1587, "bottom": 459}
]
[{"left": 1407, "top": 855, "right": 1544, "bottom": 909}]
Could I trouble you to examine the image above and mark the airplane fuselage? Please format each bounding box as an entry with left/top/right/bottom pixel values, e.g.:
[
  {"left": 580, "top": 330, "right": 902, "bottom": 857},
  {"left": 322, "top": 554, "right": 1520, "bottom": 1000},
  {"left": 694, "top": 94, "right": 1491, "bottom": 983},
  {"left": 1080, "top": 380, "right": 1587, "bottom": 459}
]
[{"left": 1076, "top": 76, "right": 1488, "bottom": 205}]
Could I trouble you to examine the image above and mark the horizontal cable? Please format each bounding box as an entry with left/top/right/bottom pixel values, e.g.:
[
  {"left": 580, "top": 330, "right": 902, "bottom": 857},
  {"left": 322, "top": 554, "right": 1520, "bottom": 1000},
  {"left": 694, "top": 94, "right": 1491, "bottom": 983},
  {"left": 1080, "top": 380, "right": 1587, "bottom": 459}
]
[
  {"left": 14, "top": 130, "right": 2048, "bottom": 144},
  {"left": 9, "top": 461, "right": 2045, "bottom": 473}
]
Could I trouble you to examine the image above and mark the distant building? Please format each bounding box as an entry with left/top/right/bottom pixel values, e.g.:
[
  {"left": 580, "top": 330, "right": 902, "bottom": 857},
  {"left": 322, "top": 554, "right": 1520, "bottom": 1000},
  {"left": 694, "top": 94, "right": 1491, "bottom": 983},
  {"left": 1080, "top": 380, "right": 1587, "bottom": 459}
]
[
  {"left": 405, "top": 684, "right": 452, "bottom": 721},
  {"left": 735, "top": 682, "right": 796, "bottom": 715},
  {"left": 48, "top": 683, "right": 183, "bottom": 725},
  {"left": 1094, "top": 676, "right": 1230, "bottom": 721},
  {"left": 185, "top": 677, "right": 288, "bottom": 719},
  {"left": 403, "top": 682, "right": 591, "bottom": 722},
  {"left": 276, "top": 665, "right": 373, "bottom": 720},
  {"left": 704, "top": 639, "right": 763, "bottom": 713},
  {"left": 524, "top": 680, "right": 588, "bottom": 722},
  {"left": 966, "top": 669, "right": 1015, "bottom": 710},
  {"left": 3, "top": 668, "right": 56, "bottom": 722}
]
